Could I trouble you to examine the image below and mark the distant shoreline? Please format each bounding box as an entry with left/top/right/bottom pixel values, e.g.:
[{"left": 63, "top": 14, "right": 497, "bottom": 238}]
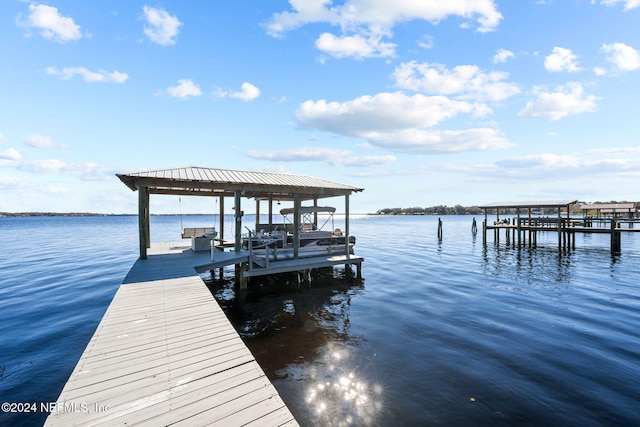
[
  {"left": 0, "top": 212, "right": 134, "bottom": 217},
  {"left": 0, "top": 211, "right": 472, "bottom": 217}
]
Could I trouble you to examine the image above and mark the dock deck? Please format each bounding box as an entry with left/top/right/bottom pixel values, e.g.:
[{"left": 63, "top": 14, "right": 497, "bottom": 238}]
[{"left": 45, "top": 242, "right": 298, "bottom": 426}]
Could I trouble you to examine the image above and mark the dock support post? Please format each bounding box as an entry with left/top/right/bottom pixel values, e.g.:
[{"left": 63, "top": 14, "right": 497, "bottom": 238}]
[
  {"left": 482, "top": 220, "right": 486, "bottom": 244},
  {"left": 314, "top": 197, "right": 319, "bottom": 229},
  {"left": 483, "top": 210, "right": 488, "bottom": 244},
  {"left": 293, "top": 194, "right": 300, "bottom": 259},
  {"left": 611, "top": 220, "right": 621, "bottom": 253},
  {"left": 219, "top": 196, "right": 225, "bottom": 244},
  {"left": 137, "top": 185, "right": 149, "bottom": 259},
  {"left": 234, "top": 191, "right": 242, "bottom": 252},
  {"left": 345, "top": 194, "right": 350, "bottom": 256},
  {"left": 517, "top": 214, "right": 521, "bottom": 248},
  {"left": 557, "top": 208, "right": 562, "bottom": 250},
  {"left": 268, "top": 196, "right": 273, "bottom": 232},
  {"left": 255, "top": 199, "right": 260, "bottom": 234},
  {"left": 239, "top": 263, "right": 248, "bottom": 290}
]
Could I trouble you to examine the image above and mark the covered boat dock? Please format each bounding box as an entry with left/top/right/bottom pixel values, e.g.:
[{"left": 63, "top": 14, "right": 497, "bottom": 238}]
[
  {"left": 580, "top": 203, "right": 637, "bottom": 222},
  {"left": 116, "top": 166, "right": 365, "bottom": 287},
  {"left": 479, "top": 200, "right": 639, "bottom": 253},
  {"left": 46, "top": 167, "right": 365, "bottom": 426},
  {"left": 479, "top": 200, "right": 579, "bottom": 249}
]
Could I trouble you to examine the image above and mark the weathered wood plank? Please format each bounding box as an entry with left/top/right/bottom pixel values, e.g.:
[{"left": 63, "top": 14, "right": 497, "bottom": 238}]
[{"left": 45, "top": 242, "right": 298, "bottom": 427}]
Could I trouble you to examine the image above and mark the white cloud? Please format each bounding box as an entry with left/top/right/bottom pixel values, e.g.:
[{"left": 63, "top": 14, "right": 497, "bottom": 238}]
[
  {"left": 365, "top": 128, "right": 513, "bottom": 154},
  {"left": 495, "top": 153, "right": 576, "bottom": 169},
  {"left": 0, "top": 147, "right": 21, "bottom": 161},
  {"left": 25, "top": 134, "right": 58, "bottom": 148},
  {"left": 493, "top": 153, "right": 640, "bottom": 179},
  {"left": 295, "top": 92, "right": 513, "bottom": 153},
  {"left": 18, "top": 4, "right": 82, "bottom": 43},
  {"left": 601, "top": 43, "right": 640, "bottom": 71},
  {"left": 266, "top": 1, "right": 502, "bottom": 59},
  {"left": 315, "top": 30, "right": 397, "bottom": 59},
  {"left": 446, "top": 149, "right": 640, "bottom": 182},
  {"left": 248, "top": 147, "right": 350, "bottom": 162},
  {"left": 247, "top": 147, "right": 395, "bottom": 167},
  {"left": 296, "top": 92, "right": 476, "bottom": 136},
  {"left": 518, "top": 82, "right": 598, "bottom": 120},
  {"left": 600, "top": 0, "right": 640, "bottom": 11},
  {"left": 586, "top": 146, "right": 640, "bottom": 156},
  {"left": 493, "top": 48, "right": 515, "bottom": 63},
  {"left": 593, "top": 66, "right": 607, "bottom": 76},
  {"left": 45, "top": 66, "right": 129, "bottom": 83},
  {"left": 142, "top": 6, "right": 182, "bottom": 45},
  {"left": 340, "top": 154, "right": 397, "bottom": 167},
  {"left": 544, "top": 47, "right": 582, "bottom": 72},
  {"left": 266, "top": 0, "right": 503, "bottom": 36},
  {"left": 230, "top": 82, "right": 261, "bottom": 101},
  {"left": 417, "top": 35, "right": 434, "bottom": 49},
  {"left": 17, "top": 158, "right": 69, "bottom": 172},
  {"left": 1, "top": 156, "right": 116, "bottom": 181},
  {"left": 165, "top": 79, "right": 202, "bottom": 98},
  {"left": 392, "top": 61, "right": 520, "bottom": 102}
]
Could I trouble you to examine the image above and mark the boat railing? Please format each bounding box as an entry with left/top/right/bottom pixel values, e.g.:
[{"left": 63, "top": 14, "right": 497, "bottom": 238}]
[{"left": 244, "top": 227, "right": 275, "bottom": 270}]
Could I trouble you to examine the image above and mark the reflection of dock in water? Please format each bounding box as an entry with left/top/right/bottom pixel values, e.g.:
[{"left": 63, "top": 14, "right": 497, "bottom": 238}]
[{"left": 206, "top": 267, "right": 383, "bottom": 426}]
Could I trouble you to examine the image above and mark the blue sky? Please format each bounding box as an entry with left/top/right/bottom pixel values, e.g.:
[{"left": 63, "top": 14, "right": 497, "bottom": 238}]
[{"left": 1, "top": 0, "right": 639, "bottom": 214}]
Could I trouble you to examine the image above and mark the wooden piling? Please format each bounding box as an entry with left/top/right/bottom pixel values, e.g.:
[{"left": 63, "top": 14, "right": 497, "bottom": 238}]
[
  {"left": 482, "top": 219, "right": 487, "bottom": 244},
  {"left": 611, "top": 220, "right": 621, "bottom": 253}
]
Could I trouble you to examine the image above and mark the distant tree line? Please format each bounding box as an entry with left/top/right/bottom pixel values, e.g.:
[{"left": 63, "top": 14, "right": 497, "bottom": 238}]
[
  {"left": 376, "top": 205, "right": 484, "bottom": 215},
  {"left": 376, "top": 201, "right": 639, "bottom": 216},
  {"left": 0, "top": 212, "right": 120, "bottom": 217}
]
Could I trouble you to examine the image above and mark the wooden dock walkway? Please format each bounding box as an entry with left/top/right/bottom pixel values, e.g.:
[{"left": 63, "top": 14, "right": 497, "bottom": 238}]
[{"left": 45, "top": 242, "right": 298, "bottom": 427}]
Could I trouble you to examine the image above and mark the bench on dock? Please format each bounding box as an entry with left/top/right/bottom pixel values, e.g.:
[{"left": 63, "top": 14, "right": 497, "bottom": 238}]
[{"left": 181, "top": 227, "right": 216, "bottom": 239}]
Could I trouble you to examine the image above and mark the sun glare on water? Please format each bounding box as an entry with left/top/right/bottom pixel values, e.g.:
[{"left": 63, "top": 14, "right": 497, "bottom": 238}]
[{"left": 303, "top": 344, "right": 383, "bottom": 426}]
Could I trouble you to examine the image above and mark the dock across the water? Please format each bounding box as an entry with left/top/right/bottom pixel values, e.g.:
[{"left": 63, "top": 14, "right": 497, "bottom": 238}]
[
  {"left": 484, "top": 217, "right": 640, "bottom": 252},
  {"left": 479, "top": 200, "right": 639, "bottom": 253},
  {"left": 45, "top": 242, "right": 299, "bottom": 426}
]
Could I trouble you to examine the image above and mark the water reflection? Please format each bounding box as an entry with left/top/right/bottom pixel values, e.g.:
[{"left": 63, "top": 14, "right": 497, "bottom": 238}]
[
  {"left": 482, "top": 244, "right": 575, "bottom": 288},
  {"left": 302, "top": 343, "right": 383, "bottom": 426},
  {"left": 203, "top": 267, "right": 383, "bottom": 426}
]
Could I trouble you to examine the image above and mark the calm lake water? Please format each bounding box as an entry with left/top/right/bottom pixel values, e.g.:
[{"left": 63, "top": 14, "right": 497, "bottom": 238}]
[{"left": 1, "top": 214, "right": 639, "bottom": 426}]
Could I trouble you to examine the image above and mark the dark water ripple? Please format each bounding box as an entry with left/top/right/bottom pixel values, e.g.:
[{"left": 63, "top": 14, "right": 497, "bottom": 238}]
[
  {"left": 2, "top": 215, "right": 640, "bottom": 426},
  {"left": 245, "top": 216, "right": 640, "bottom": 426}
]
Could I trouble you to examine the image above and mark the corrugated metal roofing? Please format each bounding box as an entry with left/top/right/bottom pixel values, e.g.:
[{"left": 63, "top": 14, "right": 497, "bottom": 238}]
[
  {"left": 116, "top": 166, "right": 364, "bottom": 199},
  {"left": 479, "top": 200, "right": 578, "bottom": 209},
  {"left": 580, "top": 203, "right": 636, "bottom": 211}
]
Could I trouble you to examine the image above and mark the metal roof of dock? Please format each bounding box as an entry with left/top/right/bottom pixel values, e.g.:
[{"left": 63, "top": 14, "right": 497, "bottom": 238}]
[
  {"left": 479, "top": 200, "right": 578, "bottom": 209},
  {"left": 580, "top": 203, "right": 636, "bottom": 212},
  {"left": 117, "top": 166, "right": 364, "bottom": 200}
]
